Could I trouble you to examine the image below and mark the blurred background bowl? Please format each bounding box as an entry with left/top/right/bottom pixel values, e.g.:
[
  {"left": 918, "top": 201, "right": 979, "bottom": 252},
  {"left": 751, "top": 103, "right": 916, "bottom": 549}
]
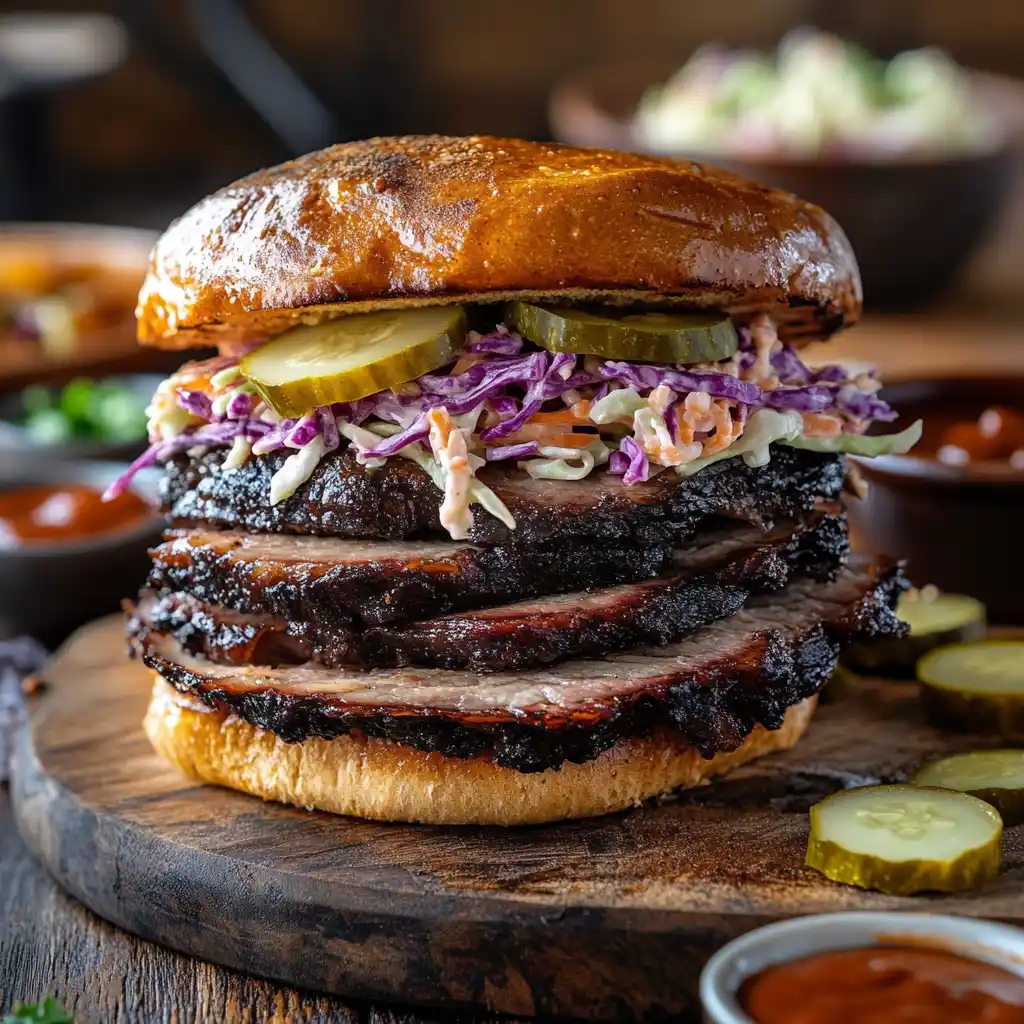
[
  {"left": 0, "top": 455, "right": 161, "bottom": 646},
  {"left": 0, "top": 222, "right": 174, "bottom": 389},
  {"left": 848, "top": 375, "right": 1024, "bottom": 624},
  {"left": 0, "top": 372, "right": 159, "bottom": 462},
  {"left": 550, "top": 62, "right": 1023, "bottom": 307}
]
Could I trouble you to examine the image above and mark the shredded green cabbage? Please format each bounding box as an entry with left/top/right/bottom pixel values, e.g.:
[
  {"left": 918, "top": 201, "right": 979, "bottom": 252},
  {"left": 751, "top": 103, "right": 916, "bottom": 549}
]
[
  {"left": 589, "top": 387, "right": 646, "bottom": 424},
  {"left": 525, "top": 449, "right": 596, "bottom": 480},
  {"left": 676, "top": 411, "right": 923, "bottom": 477},
  {"left": 676, "top": 409, "right": 803, "bottom": 477},
  {"left": 269, "top": 435, "right": 327, "bottom": 503},
  {"left": 784, "top": 419, "right": 923, "bottom": 456}
]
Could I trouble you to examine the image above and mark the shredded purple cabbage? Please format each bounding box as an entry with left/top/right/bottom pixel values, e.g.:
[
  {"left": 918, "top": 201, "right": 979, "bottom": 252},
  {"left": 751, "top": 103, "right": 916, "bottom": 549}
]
[
  {"left": 226, "top": 392, "right": 251, "bottom": 419},
  {"left": 485, "top": 441, "right": 539, "bottom": 461},
  {"left": 835, "top": 385, "right": 897, "bottom": 422},
  {"left": 252, "top": 419, "right": 297, "bottom": 454},
  {"left": 664, "top": 400, "right": 679, "bottom": 442},
  {"left": 489, "top": 396, "right": 519, "bottom": 418},
  {"left": 470, "top": 329, "right": 524, "bottom": 355},
  {"left": 811, "top": 364, "right": 848, "bottom": 384},
  {"left": 599, "top": 361, "right": 761, "bottom": 404},
  {"left": 770, "top": 345, "right": 811, "bottom": 383},
  {"left": 317, "top": 406, "right": 340, "bottom": 450},
  {"left": 619, "top": 435, "right": 649, "bottom": 485},
  {"left": 103, "top": 420, "right": 248, "bottom": 500},
  {"left": 176, "top": 388, "right": 213, "bottom": 420},
  {"left": 285, "top": 416, "right": 320, "bottom": 448},
  {"left": 480, "top": 399, "right": 542, "bottom": 442},
  {"left": 607, "top": 450, "right": 629, "bottom": 475},
  {"left": 362, "top": 416, "right": 430, "bottom": 457},
  {"left": 761, "top": 385, "right": 835, "bottom": 414}
]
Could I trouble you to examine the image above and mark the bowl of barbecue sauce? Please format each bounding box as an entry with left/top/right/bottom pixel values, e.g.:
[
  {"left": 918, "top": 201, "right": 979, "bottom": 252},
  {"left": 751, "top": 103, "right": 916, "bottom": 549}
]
[
  {"left": 847, "top": 376, "right": 1024, "bottom": 624},
  {"left": 0, "top": 455, "right": 160, "bottom": 644},
  {"left": 701, "top": 912, "right": 1024, "bottom": 1024}
]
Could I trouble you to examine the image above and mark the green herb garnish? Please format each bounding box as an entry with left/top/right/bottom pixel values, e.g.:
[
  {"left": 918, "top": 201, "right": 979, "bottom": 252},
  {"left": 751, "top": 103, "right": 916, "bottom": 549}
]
[
  {"left": 2, "top": 997, "right": 74, "bottom": 1024},
  {"left": 20, "top": 378, "right": 148, "bottom": 446}
]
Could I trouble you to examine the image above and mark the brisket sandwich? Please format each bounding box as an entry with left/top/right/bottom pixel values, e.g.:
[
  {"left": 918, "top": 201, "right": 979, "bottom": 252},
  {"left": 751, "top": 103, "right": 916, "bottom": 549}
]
[{"left": 113, "top": 135, "right": 918, "bottom": 825}]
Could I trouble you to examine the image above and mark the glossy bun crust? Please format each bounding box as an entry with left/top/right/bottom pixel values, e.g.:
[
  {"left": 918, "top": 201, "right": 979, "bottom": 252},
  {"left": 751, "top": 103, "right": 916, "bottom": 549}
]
[
  {"left": 144, "top": 676, "right": 816, "bottom": 825},
  {"left": 137, "top": 135, "right": 861, "bottom": 349}
]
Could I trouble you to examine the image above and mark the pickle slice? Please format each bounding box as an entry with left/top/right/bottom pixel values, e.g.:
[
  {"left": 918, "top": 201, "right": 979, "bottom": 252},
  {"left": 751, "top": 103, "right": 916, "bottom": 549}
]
[
  {"left": 911, "top": 750, "right": 1024, "bottom": 826},
  {"left": 843, "top": 590, "right": 986, "bottom": 678},
  {"left": 806, "top": 784, "right": 1002, "bottom": 895},
  {"left": 918, "top": 640, "right": 1024, "bottom": 740},
  {"left": 241, "top": 306, "right": 467, "bottom": 417},
  {"left": 507, "top": 302, "right": 738, "bottom": 363}
]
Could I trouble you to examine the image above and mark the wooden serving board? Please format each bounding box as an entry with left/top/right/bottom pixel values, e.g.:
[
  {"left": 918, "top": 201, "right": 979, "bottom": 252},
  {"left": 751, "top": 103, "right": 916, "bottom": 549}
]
[{"left": 12, "top": 617, "right": 1024, "bottom": 1022}]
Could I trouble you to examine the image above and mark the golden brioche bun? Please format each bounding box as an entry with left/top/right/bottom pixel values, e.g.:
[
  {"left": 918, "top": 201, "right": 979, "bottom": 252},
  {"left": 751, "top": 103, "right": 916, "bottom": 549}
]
[
  {"left": 136, "top": 135, "right": 860, "bottom": 349},
  {"left": 143, "top": 675, "right": 817, "bottom": 826}
]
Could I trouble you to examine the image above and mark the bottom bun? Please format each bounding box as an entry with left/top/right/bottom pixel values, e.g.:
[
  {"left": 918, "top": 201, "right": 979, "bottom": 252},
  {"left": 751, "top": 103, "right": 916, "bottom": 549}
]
[{"left": 144, "top": 676, "right": 817, "bottom": 825}]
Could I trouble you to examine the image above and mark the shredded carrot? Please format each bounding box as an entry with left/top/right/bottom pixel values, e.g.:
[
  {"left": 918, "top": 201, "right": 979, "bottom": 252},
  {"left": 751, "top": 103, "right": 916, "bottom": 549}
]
[
  {"left": 801, "top": 412, "right": 844, "bottom": 438},
  {"left": 526, "top": 408, "right": 590, "bottom": 426},
  {"left": 548, "top": 433, "right": 597, "bottom": 449},
  {"left": 427, "top": 407, "right": 453, "bottom": 448},
  {"left": 702, "top": 402, "right": 743, "bottom": 456}
]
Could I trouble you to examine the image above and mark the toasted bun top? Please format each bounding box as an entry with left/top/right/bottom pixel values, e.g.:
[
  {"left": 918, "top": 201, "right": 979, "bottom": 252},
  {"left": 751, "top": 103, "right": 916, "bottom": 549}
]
[{"left": 137, "top": 135, "right": 861, "bottom": 349}]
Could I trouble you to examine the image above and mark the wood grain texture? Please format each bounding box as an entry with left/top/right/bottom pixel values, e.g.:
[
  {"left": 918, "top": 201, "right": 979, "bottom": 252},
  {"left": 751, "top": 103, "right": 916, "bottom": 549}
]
[
  {"left": 1, "top": 786, "right": 511, "bottom": 1022},
  {"left": 12, "top": 615, "right": 1024, "bottom": 1022},
  {"left": 0, "top": 788, "right": 351, "bottom": 1023}
]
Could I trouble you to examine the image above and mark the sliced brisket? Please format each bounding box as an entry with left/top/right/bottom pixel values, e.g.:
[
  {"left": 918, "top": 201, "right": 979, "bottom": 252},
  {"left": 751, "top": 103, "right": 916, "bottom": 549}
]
[
  {"left": 147, "top": 530, "right": 674, "bottom": 628},
  {"left": 128, "top": 593, "right": 359, "bottom": 669},
  {"left": 160, "top": 445, "right": 844, "bottom": 545},
  {"left": 133, "top": 557, "right": 906, "bottom": 772},
  {"left": 134, "top": 510, "right": 848, "bottom": 672},
  {"left": 362, "top": 512, "right": 845, "bottom": 670}
]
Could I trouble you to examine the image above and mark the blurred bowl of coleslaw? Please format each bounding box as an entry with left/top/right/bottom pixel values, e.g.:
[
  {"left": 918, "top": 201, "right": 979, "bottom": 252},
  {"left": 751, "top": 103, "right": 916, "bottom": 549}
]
[{"left": 550, "top": 28, "right": 1022, "bottom": 305}]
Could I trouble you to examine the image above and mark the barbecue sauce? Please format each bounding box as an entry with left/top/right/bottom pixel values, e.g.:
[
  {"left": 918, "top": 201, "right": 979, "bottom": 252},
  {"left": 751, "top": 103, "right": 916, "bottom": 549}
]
[
  {"left": 0, "top": 483, "right": 148, "bottom": 546},
  {"left": 741, "top": 946, "right": 1024, "bottom": 1023},
  {"left": 936, "top": 406, "right": 1024, "bottom": 467}
]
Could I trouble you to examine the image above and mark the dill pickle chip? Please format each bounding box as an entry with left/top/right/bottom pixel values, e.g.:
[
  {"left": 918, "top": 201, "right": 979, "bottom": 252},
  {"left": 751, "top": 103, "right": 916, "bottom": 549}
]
[
  {"left": 507, "top": 302, "right": 738, "bottom": 363},
  {"left": 241, "top": 306, "right": 466, "bottom": 417},
  {"left": 918, "top": 640, "right": 1024, "bottom": 740},
  {"left": 911, "top": 750, "right": 1024, "bottom": 826},
  {"left": 806, "top": 784, "right": 1002, "bottom": 895}
]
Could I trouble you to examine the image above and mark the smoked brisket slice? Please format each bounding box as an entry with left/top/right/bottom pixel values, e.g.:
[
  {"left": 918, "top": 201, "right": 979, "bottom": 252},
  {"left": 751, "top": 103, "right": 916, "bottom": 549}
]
[
  {"left": 361, "top": 512, "right": 846, "bottom": 670},
  {"left": 147, "top": 530, "right": 674, "bottom": 628},
  {"left": 160, "top": 445, "right": 844, "bottom": 545},
  {"left": 134, "top": 556, "right": 906, "bottom": 772},
  {"left": 133, "top": 511, "right": 848, "bottom": 671}
]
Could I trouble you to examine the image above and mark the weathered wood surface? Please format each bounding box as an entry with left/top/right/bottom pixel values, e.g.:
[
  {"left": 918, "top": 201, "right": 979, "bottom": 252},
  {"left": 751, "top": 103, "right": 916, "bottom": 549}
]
[
  {"left": 11, "top": 615, "right": 1024, "bottom": 1022},
  {"left": 1, "top": 786, "right": 506, "bottom": 1023}
]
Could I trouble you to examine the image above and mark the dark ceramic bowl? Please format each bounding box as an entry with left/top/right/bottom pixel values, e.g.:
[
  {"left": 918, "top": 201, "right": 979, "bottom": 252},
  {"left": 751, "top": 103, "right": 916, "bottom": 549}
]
[
  {"left": 847, "top": 377, "right": 1024, "bottom": 624},
  {"left": 0, "top": 454, "right": 162, "bottom": 646},
  {"left": 549, "top": 63, "right": 1022, "bottom": 306},
  {"left": 0, "top": 372, "right": 161, "bottom": 462}
]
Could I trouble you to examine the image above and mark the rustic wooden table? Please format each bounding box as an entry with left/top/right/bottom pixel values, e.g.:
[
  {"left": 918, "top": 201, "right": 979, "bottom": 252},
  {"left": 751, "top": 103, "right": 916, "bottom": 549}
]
[{"left": 0, "top": 787, "right": 510, "bottom": 1023}]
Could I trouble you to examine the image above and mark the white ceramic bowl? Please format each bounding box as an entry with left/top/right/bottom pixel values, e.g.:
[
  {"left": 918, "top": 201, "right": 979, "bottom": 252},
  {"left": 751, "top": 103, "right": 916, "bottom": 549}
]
[{"left": 701, "top": 911, "right": 1024, "bottom": 1024}]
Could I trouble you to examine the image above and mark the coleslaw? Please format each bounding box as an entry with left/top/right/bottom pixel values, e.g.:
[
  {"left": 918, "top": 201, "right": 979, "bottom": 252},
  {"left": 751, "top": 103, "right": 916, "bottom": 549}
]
[{"left": 105, "top": 315, "right": 919, "bottom": 540}]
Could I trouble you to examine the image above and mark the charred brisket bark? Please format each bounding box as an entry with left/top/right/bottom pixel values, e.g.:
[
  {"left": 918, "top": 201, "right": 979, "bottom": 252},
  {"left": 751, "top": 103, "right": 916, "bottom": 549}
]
[
  {"left": 147, "top": 509, "right": 846, "bottom": 631},
  {"left": 147, "top": 530, "right": 675, "bottom": 628},
  {"left": 134, "top": 558, "right": 906, "bottom": 772},
  {"left": 160, "top": 445, "right": 844, "bottom": 545},
  {"left": 133, "top": 512, "right": 848, "bottom": 671}
]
